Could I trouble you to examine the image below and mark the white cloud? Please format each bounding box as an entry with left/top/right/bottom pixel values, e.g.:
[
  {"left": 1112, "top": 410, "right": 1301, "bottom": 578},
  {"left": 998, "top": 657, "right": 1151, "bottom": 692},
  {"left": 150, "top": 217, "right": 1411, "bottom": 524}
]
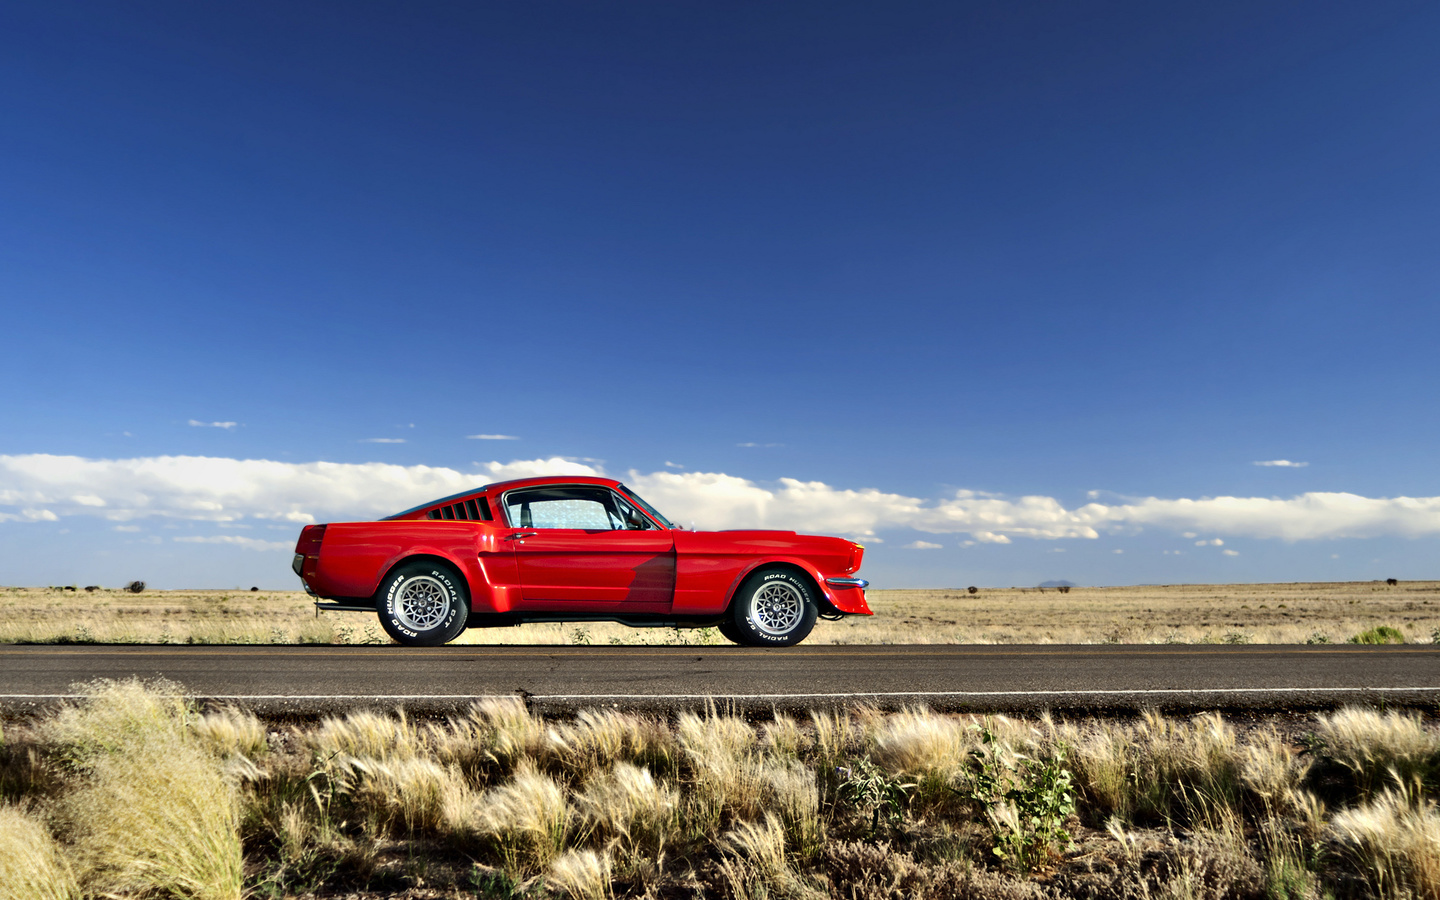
[
  {"left": 0, "top": 454, "right": 590, "bottom": 525},
  {"left": 359, "top": 438, "right": 405, "bottom": 444},
  {"left": 737, "top": 442, "right": 784, "bottom": 448},
  {"left": 1182, "top": 532, "right": 1198, "bottom": 539},
  {"left": 188, "top": 420, "right": 238, "bottom": 429},
  {"left": 1194, "top": 538, "right": 1224, "bottom": 546},
  {"left": 1222, "top": 549, "right": 1240, "bottom": 556},
  {"left": 665, "top": 461, "right": 684, "bottom": 469},
  {"left": 113, "top": 524, "right": 142, "bottom": 532},
  {"left": 468, "top": 434, "right": 519, "bottom": 440},
  {"left": 5, "top": 454, "right": 1440, "bottom": 548},
  {"left": 972, "top": 531, "right": 1013, "bottom": 544},
  {"left": 0, "top": 508, "right": 58, "bottom": 522},
  {"left": 1106, "top": 493, "right": 1440, "bottom": 540},
  {"left": 173, "top": 535, "right": 291, "bottom": 551},
  {"left": 1254, "top": 460, "right": 1308, "bottom": 468},
  {"left": 1112, "top": 548, "right": 1124, "bottom": 554},
  {"left": 904, "top": 540, "right": 943, "bottom": 550},
  {"left": 482, "top": 458, "right": 604, "bottom": 481}
]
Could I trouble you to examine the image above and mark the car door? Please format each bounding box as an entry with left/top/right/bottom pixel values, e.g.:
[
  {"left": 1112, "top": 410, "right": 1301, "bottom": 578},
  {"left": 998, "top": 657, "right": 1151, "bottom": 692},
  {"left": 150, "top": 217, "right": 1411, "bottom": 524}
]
[{"left": 501, "top": 485, "right": 675, "bottom": 610}]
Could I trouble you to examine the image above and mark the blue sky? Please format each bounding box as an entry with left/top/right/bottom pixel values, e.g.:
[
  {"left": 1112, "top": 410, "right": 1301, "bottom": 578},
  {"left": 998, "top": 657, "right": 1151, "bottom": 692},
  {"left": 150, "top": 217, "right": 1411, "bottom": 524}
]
[{"left": 2, "top": 1, "right": 1438, "bottom": 589}]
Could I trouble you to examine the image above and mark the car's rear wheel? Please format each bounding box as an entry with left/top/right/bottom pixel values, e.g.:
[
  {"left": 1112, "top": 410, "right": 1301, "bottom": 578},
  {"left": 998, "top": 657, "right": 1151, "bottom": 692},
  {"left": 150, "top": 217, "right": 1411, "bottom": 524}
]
[
  {"left": 729, "top": 567, "right": 818, "bottom": 647},
  {"left": 377, "top": 561, "right": 469, "bottom": 646}
]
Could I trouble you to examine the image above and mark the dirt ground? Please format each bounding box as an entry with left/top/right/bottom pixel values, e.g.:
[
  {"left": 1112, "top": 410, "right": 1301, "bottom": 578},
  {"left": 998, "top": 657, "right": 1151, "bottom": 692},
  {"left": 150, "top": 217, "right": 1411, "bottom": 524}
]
[{"left": 2, "top": 580, "right": 1436, "bottom": 646}]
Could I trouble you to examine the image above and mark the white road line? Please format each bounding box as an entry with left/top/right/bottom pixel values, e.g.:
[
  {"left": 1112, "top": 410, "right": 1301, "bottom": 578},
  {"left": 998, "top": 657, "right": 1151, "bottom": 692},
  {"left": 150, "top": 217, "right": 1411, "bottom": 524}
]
[{"left": 2, "top": 686, "right": 1438, "bottom": 702}]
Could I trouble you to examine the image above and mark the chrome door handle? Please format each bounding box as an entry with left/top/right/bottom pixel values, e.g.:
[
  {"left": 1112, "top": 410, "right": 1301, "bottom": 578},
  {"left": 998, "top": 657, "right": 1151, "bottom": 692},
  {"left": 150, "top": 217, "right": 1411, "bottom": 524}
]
[{"left": 505, "top": 532, "right": 538, "bottom": 541}]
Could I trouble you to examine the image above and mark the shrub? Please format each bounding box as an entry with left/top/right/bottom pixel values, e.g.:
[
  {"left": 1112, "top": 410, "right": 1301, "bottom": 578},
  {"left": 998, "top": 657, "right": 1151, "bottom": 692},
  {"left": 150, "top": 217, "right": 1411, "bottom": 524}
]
[
  {"left": 1350, "top": 625, "right": 1406, "bottom": 644},
  {"left": 961, "top": 726, "right": 1076, "bottom": 873},
  {"left": 836, "top": 757, "right": 913, "bottom": 837}
]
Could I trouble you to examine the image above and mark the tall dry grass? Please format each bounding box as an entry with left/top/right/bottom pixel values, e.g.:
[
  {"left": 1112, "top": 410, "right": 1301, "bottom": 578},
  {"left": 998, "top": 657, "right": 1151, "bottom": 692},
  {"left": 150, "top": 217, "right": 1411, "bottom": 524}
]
[
  {"left": 1311, "top": 707, "right": 1440, "bottom": 799},
  {"left": 334, "top": 754, "right": 473, "bottom": 837},
  {"left": 43, "top": 679, "right": 245, "bottom": 900},
  {"left": 573, "top": 762, "right": 678, "bottom": 867},
  {"left": 467, "top": 761, "right": 572, "bottom": 876},
  {"left": 0, "top": 805, "right": 79, "bottom": 900},
  {"left": 5, "top": 684, "right": 1439, "bottom": 899},
  {"left": 1330, "top": 790, "right": 1440, "bottom": 900},
  {"left": 8, "top": 579, "right": 1437, "bottom": 646},
  {"left": 720, "top": 812, "right": 820, "bottom": 900},
  {"left": 549, "top": 848, "right": 615, "bottom": 900},
  {"left": 306, "top": 707, "right": 422, "bottom": 761},
  {"left": 1055, "top": 710, "right": 1306, "bottom": 825},
  {"left": 430, "top": 696, "right": 545, "bottom": 779}
]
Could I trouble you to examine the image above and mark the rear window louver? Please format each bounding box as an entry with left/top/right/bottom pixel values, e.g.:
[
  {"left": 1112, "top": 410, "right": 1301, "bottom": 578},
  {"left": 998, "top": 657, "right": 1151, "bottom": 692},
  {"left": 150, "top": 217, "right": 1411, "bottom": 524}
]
[{"left": 426, "top": 497, "right": 493, "bottom": 521}]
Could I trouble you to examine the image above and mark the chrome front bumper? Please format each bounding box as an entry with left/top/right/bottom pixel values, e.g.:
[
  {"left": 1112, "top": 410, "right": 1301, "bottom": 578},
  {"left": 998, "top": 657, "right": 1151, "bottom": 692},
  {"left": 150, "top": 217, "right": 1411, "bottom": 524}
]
[{"left": 824, "top": 576, "right": 869, "bottom": 589}]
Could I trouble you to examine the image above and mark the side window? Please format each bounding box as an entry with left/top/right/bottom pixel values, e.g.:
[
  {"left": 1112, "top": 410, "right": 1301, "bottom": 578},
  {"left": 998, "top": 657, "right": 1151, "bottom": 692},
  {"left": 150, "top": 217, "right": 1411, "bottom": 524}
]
[
  {"left": 608, "top": 492, "right": 652, "bottom": 530},
  {"left": 504, "top": 488, "right": 616, "bottom": 530}
]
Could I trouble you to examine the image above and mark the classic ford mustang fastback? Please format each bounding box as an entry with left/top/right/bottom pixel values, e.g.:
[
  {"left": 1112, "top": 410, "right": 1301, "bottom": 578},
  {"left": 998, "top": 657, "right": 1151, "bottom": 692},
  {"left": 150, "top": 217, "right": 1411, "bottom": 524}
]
[{"left": 293, "top": 475, "right": 870, "bottom": 646}]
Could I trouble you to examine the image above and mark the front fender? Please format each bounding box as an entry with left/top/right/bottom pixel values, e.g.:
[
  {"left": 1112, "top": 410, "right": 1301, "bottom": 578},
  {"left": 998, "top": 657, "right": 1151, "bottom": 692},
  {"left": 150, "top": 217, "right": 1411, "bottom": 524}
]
[{"left": 724, "top": 556, "right": 872, "bottom": 616}]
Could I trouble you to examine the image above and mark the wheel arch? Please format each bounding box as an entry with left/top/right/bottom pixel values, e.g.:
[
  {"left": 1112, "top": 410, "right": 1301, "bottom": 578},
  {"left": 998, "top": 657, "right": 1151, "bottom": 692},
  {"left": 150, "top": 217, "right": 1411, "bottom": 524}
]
[
  {"left": 377, "top": 553, "right": 472, "bottom": 609},
  {"left": 724, "top": 559, "right": 836, "bottom": 615}
]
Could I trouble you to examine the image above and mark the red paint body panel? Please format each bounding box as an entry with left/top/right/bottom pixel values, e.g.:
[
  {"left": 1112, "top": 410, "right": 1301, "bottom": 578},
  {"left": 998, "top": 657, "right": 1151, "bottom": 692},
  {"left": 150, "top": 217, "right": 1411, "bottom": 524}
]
[
  {"left": 513, "top": 529, "right": 675, "bottom": 605},
  {"left": 295, "top": 476, "right": 871, "bottom": 622}
]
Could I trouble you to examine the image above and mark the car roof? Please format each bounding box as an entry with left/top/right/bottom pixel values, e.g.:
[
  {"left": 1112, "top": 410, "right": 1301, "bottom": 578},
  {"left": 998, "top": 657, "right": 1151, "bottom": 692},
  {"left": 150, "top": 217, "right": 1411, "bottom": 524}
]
[
  {"left": 385, "top": 475, "right": 624, "bottom": 520},
  {"left": 482, "top": 474, "right": 622, "bottom": 493}
]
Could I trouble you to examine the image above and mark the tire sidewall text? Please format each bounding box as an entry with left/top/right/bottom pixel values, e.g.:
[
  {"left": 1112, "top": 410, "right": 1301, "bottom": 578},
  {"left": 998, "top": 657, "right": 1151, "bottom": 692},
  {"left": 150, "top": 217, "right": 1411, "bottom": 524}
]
[
  {"left": 378, "top": 564, "right": 468, "bottom": 646},
  {"left": 735, "top": 568, "right": 817, "bottom": 647}
]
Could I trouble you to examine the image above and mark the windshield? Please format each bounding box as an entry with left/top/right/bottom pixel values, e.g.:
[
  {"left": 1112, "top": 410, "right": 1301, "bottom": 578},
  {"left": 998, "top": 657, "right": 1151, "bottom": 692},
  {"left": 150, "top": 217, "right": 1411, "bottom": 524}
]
[{"left": 616, "top": 483, "right": 675, "bottom": 529}]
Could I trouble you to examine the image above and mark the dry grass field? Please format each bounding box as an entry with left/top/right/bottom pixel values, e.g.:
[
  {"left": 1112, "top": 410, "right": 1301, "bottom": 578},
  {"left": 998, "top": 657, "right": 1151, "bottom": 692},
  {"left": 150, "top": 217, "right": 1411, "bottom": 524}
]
[
  {"left": 2, "top": 680, "right": 1438, "bottom": 900},
  {"left": 2, "top": 580, "right": 1437, "bottom": 646}
]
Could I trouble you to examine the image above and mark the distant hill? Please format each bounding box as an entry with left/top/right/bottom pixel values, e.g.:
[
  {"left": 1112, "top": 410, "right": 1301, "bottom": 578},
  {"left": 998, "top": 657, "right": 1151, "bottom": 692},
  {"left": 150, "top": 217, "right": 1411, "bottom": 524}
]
[{"left": 1038, "top": 580, "right": 1077, "bottom": 588}]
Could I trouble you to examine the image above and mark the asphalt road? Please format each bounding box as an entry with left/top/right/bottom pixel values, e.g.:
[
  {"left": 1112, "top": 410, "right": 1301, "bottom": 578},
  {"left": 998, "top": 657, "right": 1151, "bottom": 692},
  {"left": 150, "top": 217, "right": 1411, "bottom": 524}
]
[{"left": 1, "top": 644, "right": 1436, "bottom": 716}]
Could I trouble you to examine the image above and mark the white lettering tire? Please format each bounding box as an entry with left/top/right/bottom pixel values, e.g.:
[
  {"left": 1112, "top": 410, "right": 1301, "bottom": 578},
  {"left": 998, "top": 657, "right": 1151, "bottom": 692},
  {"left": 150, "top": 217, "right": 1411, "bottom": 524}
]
[
  {"left": 729, "top": 568, "right": 818, "bottom": 647},
  {"left": 377, "top": 561, "right": 469, "bottom": 646}
]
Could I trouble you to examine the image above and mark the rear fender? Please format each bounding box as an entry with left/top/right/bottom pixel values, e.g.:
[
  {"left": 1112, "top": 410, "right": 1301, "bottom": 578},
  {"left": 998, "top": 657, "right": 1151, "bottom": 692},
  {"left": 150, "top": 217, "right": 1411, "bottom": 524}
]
[{"left": 375, "top": 548, "right": 483, "bottom": 612}]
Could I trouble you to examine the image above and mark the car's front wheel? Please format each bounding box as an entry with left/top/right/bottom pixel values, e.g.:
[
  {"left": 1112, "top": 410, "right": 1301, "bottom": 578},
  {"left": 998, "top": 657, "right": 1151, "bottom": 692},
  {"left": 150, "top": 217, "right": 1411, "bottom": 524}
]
[
  {"left": 377, "top": 561, "right": 469, "bottom": 646},
  {"left": 728, "top": 567, "right": 818, "bottom": 647}
]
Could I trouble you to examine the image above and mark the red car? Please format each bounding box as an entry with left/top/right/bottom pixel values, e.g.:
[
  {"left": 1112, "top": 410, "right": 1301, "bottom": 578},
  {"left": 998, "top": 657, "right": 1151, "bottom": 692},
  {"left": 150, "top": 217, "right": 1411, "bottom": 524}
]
[{"left": 293, "top": 475, "right": 871, "bottom": 647}]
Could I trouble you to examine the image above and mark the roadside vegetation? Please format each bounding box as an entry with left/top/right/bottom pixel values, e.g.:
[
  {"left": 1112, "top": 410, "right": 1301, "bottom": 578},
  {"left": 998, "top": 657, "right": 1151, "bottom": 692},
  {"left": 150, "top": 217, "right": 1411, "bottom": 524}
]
[
  {"left": 2, "top": 680, "right": 1438, "bottom": 899},
  {"left": 2, "top": 580, "right": 1438, "bottom": 646}
]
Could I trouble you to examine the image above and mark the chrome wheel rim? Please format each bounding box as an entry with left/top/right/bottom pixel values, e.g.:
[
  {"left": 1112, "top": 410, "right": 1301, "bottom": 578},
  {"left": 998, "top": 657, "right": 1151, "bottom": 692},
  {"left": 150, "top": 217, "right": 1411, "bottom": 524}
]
[
  {"left": 749, "top": 581, "right": 803, "bottom": 636},
  {"left": 395, "top": 575, "right": 451, "bottom": 631}
]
